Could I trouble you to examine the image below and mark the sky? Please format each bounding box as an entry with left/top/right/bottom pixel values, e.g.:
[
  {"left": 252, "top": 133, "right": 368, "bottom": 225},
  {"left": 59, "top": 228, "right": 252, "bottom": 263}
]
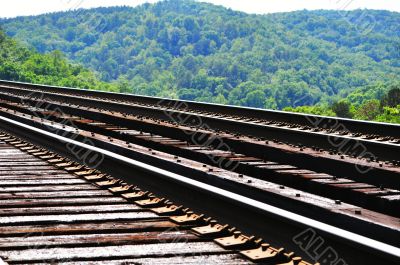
[{"left": 0, "top": 0, "right": 399, "bottom": 18}]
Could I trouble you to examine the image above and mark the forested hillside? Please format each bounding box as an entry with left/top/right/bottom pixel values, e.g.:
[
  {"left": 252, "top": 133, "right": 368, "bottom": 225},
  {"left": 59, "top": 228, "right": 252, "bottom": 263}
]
[
  {"left": 0, "top": 30, "right": 115, "bottom": 91},
  {"left": 1, "top": 0, "right": 399, "bottom": 111}
]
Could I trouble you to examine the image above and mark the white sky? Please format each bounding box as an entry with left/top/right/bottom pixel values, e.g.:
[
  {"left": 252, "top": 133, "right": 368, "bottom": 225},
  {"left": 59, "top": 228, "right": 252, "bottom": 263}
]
[{"left": 0, "top": 0, "right": 399, "bottom": 18}]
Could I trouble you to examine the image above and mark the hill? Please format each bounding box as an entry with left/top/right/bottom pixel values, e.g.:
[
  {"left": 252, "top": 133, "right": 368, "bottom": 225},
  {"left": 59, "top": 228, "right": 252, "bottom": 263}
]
[
  {"left": 0, "top": 0, "right": 399, "bottom": 111},
  {"left": 0, "top": 30, "right": 115, "bottom": 91}
]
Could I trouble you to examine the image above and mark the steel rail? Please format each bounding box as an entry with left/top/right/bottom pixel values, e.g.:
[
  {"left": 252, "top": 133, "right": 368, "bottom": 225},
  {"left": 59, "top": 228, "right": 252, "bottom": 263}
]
[
  {"left": 0, "top": 86, "right": 398, "bottom": 165},
  {"left": 0, "top": 88, "right": 399, "bottom": 191},
  {"left": 2, "top": 101, "right": 397, "bottom": 217},
  {"left": 0, "top": 79, "right": 399, "bottom": 138},
  {"left": 0, "top": 115, "right": 399, "bottom": 264},
  {"left": 1, "top": 104, "right": 399, "bottom": 246}
]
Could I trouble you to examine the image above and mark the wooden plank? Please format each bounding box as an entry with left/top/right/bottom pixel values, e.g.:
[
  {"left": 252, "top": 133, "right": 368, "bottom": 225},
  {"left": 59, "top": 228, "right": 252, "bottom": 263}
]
[
  {"left": 0, "top": 179, "right": 87, "bottom": 185},
  {"left": 0, "top": 184, "right": 99, "bottom": 192},
  {"left": 352, "top": 188, "right": 398, "bottom": 196},
  {"left": 330, "top": 183, "right": 376, "bottom": 189},
  {"left": 0, "top": 170, "right": 68, "bottom": 175},
  {"left": 0, "top": 158, "right": 40, "bottom": 162},
  {"left": 0, "top": 231, "right": 198, "bottom": 249},
  {"left": 0, "top": 212, "right": 160, "bottom": 225},
  {"left": 0, "top": 190, "right": 112, "bottom": 199},
  {"left": 0, "top": 166, "right": 57, "bottom": 171},
  {"left": 0, "top": 151, "right": 27, "bottom": 154},
  {"left": 0, "top": 175, "right": 77, "bottom": 180},
  {"left": 1, "top": 242, "right": 229, "bottom": 263},
  {"left": 55, "top": 254, "right": 252, "bottom": 265},
  {"left": 0, "top": 197, "right": 127, "bottom": 208},
  {"left": 258, "top": 164, "right": 297, "bottom": 170},
  {"left": 0, "top": 152, "right": 26, "bottom": 155},
  {"left": 0, "top": 161, "right": 49, "bottom": 166},
  {"left": 312, "top": 178, "right": 354, "bottom": 184},
  {"left": 379, "top": 194, "right": 400, "bottom": 201},
  {"left": 0, "top": 220, "right": 178, "bottom": 236},
  {"left": 0, "top": 204, "right": 142, "bottom": 216}
]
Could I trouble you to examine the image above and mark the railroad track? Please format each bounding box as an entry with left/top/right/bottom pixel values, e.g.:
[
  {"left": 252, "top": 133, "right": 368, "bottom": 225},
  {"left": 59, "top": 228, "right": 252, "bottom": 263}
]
[
  {"left": 0, "top": 85, "right": 399, "bottom": 184},
  {"left": 0, "top": 132, "right": 288, "bottom": 264},
  {"left": 0, "top": 116, "right": 398, "bottom": 264},
  {"left": 0, "top": 80, "right": 399, "bottom": 163},
  {"left": 0, "top": 79, "right": 398, "bottom": 139},
  {"left": 0, "top": 80, "right": 399, "bottom": 264}
]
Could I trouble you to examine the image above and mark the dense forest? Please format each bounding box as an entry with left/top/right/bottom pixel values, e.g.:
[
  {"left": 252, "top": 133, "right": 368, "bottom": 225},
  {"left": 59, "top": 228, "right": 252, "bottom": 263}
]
[
  {"left": 0, "top": 30, "right": 116, "bottom": 91},
  {"left": 0, "top": 0, "right": 399, "bottom": 122}
]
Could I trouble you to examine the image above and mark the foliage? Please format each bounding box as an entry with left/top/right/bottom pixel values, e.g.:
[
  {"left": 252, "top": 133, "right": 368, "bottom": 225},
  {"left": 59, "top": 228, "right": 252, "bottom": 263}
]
[
  {"left": 375, "top": 106, "right": 400, "bottom": 123},
  {"left": 0, "top": 30, "right": 116, "bottom": 91},
  {"left": 354, "top": 99, "right": 381, "bottom": 120},
  {"left": 1, "top": 0, "right": 399, "bottom": 109},
  {"left": 0, "top": 1, "right": 399, "bottom": 123},
  {"left": 332, "top": 100, "right": 353, "bottom": 118},
  {"left": 380, "top": 86, "right": 400, "bottom": 108},
  {"left": 283, "top": 105, "right": 335, "bottom": 116},
  {"left": 284, "top": 88, "right": 400, "bottom": 123}
]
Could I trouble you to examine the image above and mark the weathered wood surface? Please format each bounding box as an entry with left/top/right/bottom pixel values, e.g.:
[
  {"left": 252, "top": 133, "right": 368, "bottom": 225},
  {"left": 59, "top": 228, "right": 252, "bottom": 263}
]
[{"left": 0, "top": 142, "right": 252, "bottom": 264}]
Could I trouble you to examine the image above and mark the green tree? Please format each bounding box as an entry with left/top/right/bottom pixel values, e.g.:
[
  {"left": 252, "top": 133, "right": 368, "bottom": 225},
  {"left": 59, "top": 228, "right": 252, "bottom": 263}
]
[
  {"left": 0, "top": 28, "right": 118, "bottom": 93},
  {"left": 375, "top": 106, "right": 400, "bottom": 123},
  {"left": 380, "top": 87, "right": 400, "bottom": 108},
  {"left": 332, "top": 100, "right": 353, "bottom": 118},
  {"left": 244, "top": 90, "right": 265, "bottom": 108},
  {"left": 283, "top": 105, "right": 335, "bottom": 116},
  {"left": 354, "top": 99, "right": 380, "bottom": 120}
]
